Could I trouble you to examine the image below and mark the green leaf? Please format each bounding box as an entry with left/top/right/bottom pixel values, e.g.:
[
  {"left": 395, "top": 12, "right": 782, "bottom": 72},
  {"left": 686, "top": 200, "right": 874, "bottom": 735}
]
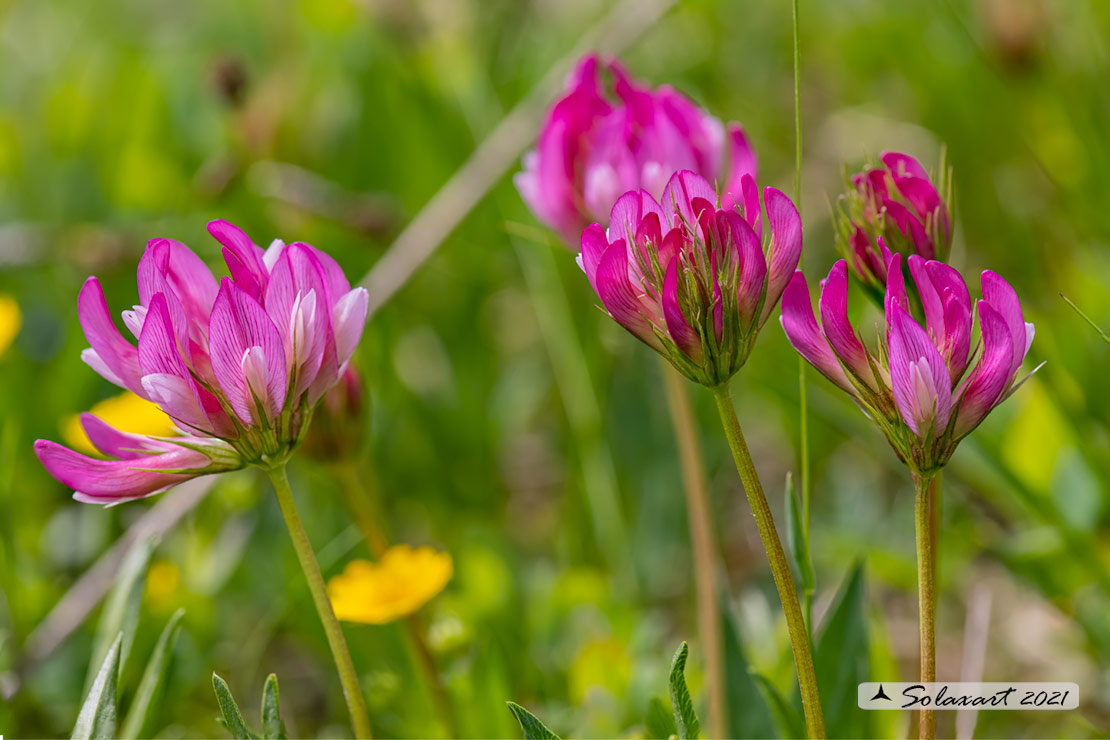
[
  {"left": 261, "top": 674, "right": 286, "bottom": 740},
  {"left": 784, "top": 473, "right": 816, "bottom": 597},
  {"left": 814, "top": 562, "right": 870, "bottom": 738},
  {"left": 722, "top": 602, "right": 778, "bottom": 738},
  {"left": 751, "top": 673, "right": 805, "bottom": 740},
  {"left": 668, "top": 642, "right": 699, "bottom": 740},
  {"left": 119, "top": 608, "right": 184, "bottom": 740},
  {"left": 86, "top": 536, "right": 156, "bottom": 693},
  {"left": 645, "top": 696, "right": 678, "bottom": 739},
  {"left": 506, "top": 701, "right": 561, "bottom": 740},
  {"left": 212, "top": 673, "right": 259, "bottom": 740},
  {"left": 72, "top": 632, "right": 122, "bottom": 740}
]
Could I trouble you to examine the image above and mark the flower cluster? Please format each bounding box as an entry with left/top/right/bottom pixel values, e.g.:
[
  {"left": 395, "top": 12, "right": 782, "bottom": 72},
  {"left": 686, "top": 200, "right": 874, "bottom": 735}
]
[
  {"left": 836, "top": 152, "right": 952, "bottom": 297},
  {"left": 516, "top": 54, "right": 756, "bottom": 245},
  {"left": 781, "top": 252, "right": 1034, "bottom": 474},
  {"left": 579, "top": 170, "right": 801, "bottom": 387},
  {"left": 35, "top": 220, "right": 368, "bottom": 504}
]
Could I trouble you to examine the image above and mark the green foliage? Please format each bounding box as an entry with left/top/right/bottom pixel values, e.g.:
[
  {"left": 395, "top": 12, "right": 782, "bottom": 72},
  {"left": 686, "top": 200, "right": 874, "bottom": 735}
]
[
  {"left": 72, "top": 633, "right": 122, "bottom": 740},
  {"left": 212, "top": 673, "right": 289, "bottom": 740},
  {"left": 722, "top": 602, "right": 778, "bottom": 739},
  {"left": 212, "top": 673, "right": 260, "bottom": 740},
  {"left": 119, "top": 608, "right": 185, "bottom": 740},
  {"left": 783, "top": 472, "right": 816, "bottom": 615},
  {"left": 814, "top": 563, "right": 870, "bottom": 738},
  {"left": 668, "top": 642, "right": 699, "bottom": 740},
  {"left": 506, "top": 701, "right": 561, "bottom": 740},
  {"left": 86, "top": 537, "right": 155, "bottom": 693},
  {"left": 261, "top": 674, "right": 286, "bottom": 740}
]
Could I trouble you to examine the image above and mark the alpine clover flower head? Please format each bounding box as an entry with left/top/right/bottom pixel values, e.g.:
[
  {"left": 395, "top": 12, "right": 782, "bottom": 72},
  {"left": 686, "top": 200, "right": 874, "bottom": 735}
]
[
  {"left": 836, "top": 152, "right": 953, "bottom": 298},
  {"left": 579, "top": 170, "right": 801, "bottom": 387},
  {"left": 516, "top": 53, "right": 757, "bottom": 245},
  {"left": 34, "top": 220, "right": 369, "bottom": 504},
  {"left": 781, "top": 252, "right": 1035, "bottom": 475}
]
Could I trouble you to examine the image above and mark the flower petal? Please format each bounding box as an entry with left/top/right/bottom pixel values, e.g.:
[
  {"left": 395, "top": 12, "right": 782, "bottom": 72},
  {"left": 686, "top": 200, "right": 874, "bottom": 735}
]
[
  {"left": 34, "top": 439, "right": 208, "bottom": 505},
  {"left": 888, "top": 305, "right": 952, "bottom": 438},
  {"left": 577, "top": 223, "right": 610, "bottom": 293},
  {"left": 721, "top": 124, "right": 758, "bottom": 212},
  {"left": 595, "top": 239, "right": 662, "bottom": 351},
  {"left": 759, "top": 186, "right": 802, "bottom": 325},
  {"left": 660, "top": 170, "right": 716, "bottom": 231},
  {"left": 818, "top": 260, "right": 873, "bottom": 386},
  {"left": 980, "top": 270, "right": 1032, "bottom": 377},
  {"left": 209, "top": 277, "right": 287, "bottom": 424},
  {"left": 953, "top": 301, "right": 1014, "bottom": 437},
  {"left": 779, "top": 270, "right": 853, "bottom": 392},
  {"left": 662, "top": 255, "right": 701, "bottom": 361},
  {"left": 78, "top": 277, "right": 146, "bottom": 397}
]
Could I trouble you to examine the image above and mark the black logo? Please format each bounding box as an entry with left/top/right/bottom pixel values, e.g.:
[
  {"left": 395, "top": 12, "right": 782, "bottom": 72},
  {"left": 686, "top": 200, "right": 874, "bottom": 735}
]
[{"left": 871, "top": 684, "right": 892, "bottom": 702}]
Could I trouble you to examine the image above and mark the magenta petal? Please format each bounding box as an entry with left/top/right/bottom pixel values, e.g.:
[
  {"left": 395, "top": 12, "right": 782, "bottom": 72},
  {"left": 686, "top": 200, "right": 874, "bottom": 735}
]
[
  {"left": 881, "top": 151, "right": 929, "bottom": 180},
  {"left": 332, "top": 288, "right": 368, "bottom": 369},
  {"left": 907, "top": 255, "right": 944, "bottom": 343},
  {"left": 888, "top": 305, "right": 952, "bottom": 438},
  {"left": 818, "top": 261, "right": 872, "bottom": 385},
  {"left": 779, "top": 270, "right": 853, "bottom": 392},
  {"left": 941, "top": 291, "right": 972, "bottom": 381},
  {"left": 980, "top": 270, "right": 1032, "bottom": 377},
  {"left": 721, "top": 124, "right": 757, "bottom": 211},
  {"left": 662, "top": 256, "right": 701, "bottom": 360},
  {"left": 893, "top": 175, "right": 943, "bottom": 222},
  {"left": 883, "top": 200, "right": 933, "bottom": 259},
  {"left": 77, "top": 277, "right": 146, "bottom": 398},
  {"left": 759, "top": 186, "right": 802, "bottom": 325},
  {"left": 608, "top": 189, "right": 665, "bottom": 245},
  {"left": 80, "top": 414, "right": 174, "bottom": 459},
  {"left": 883, "top": 253, "right": 909, "bottom": 319},
  {"left": 740, "top": 174, "right": 761, "bottom": 239},
  {"left": 266, "top": 243, "right": 332, "bottom": 396},
  {"left": 210, "top": 220, "right": 269, "bottom": 299},
  {"left": 660, "top": 170, "right": 717, "bottom": 231},
  {"left": 578, "top": 223, "right": 610, "bottom": 293},
  {"left": 209, "top": 278, "right": 288, "bottom": 424},
  {"left": 595, "top": 240, "right": 662, "bottom": 351},
  {"left": 34, "top": 439, "right": 208, "bottom": 505},
  {"left": 953, "top": 302, "right": 1014, "bottom": 436},
  {"left": 137, "top": 294, "right": 211, "bottom": 431},
  {"left": 717, "top": 211, "right": 765, "bottom": 328}
]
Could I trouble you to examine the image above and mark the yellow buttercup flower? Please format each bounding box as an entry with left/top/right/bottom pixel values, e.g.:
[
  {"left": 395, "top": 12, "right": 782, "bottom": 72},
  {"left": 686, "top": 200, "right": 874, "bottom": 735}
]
[
  {"left": 62, "top": 391, "right": 177, "bottom": 456},
  {"left": 0, "top": 294, "right": 20, "bottom": 358},
  {"left": 328, "top": 545, "right": 453, "bottom": 625}
]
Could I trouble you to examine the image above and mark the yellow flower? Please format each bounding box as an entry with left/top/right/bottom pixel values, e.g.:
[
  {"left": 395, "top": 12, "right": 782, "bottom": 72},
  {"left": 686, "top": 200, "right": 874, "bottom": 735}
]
[
  {"left": 0, "top": 294, "right": 20, "bottom": 358},
  {"left": 328, "top": 545, "right": 453, "bottom": 625},
  {"left": 62, "top": 391, "right": 177, "bottom": 456},
  {"left": 145, "top": 559, "right": 181, "bottom": 611}
]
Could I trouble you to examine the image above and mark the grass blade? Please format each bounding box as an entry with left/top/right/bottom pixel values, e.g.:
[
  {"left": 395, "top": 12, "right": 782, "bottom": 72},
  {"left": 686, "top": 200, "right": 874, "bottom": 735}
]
[
  {"left": 72, "top": 632, "right": 121, "bottom": 740},
  {"left": 119, "top": 608, "right": 184, "bottom": 740},
  {"left": 261, "top": 673, "right": 286, "bottom": 740},
  {"left": 212, "top": 673, "right": 258, "bottom": 740}
]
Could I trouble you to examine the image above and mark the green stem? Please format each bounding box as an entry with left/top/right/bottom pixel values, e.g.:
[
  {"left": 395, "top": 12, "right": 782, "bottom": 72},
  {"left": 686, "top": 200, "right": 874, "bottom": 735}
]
[
  {"left": 914, "top": 472, "right": 937, "bottom": 740},
  {"left": 269, "top": 464, "right": 373, "bottom": 739},
  {"left": 791, "top": 0, "right": 813, "bottom": 634},
  {"left": 661, "top": 363, "right": 725, "bottom": 739},
  {"left": 711, "top": 385, "right": 825, "bottom": 739}
]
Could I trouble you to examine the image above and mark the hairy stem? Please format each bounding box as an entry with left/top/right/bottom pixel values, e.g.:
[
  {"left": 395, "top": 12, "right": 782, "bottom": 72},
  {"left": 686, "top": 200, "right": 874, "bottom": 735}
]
[
  {"left": 711, "top": 385, "right": 825, "bottom": 739},
  {"left": 269, "top": 464, "right": 372, "bottom": 739},
  {"left": 914, "top": 472, "right": 938, "bottom": 740},
  {"left": 661, "top": 363, "right": 725, "bottom": 738}
]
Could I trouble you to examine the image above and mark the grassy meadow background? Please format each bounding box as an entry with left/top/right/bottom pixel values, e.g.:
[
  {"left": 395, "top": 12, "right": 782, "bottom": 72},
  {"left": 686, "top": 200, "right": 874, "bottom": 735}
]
[{"left": 2, "top": 0, "right": 1110, "bottom": 737}]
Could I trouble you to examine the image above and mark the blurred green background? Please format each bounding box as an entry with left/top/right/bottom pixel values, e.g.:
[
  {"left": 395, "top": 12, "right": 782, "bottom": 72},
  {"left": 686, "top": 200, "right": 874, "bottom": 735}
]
[{"left": 2, "top": 0, "right": 1110, "bottom": 737}]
